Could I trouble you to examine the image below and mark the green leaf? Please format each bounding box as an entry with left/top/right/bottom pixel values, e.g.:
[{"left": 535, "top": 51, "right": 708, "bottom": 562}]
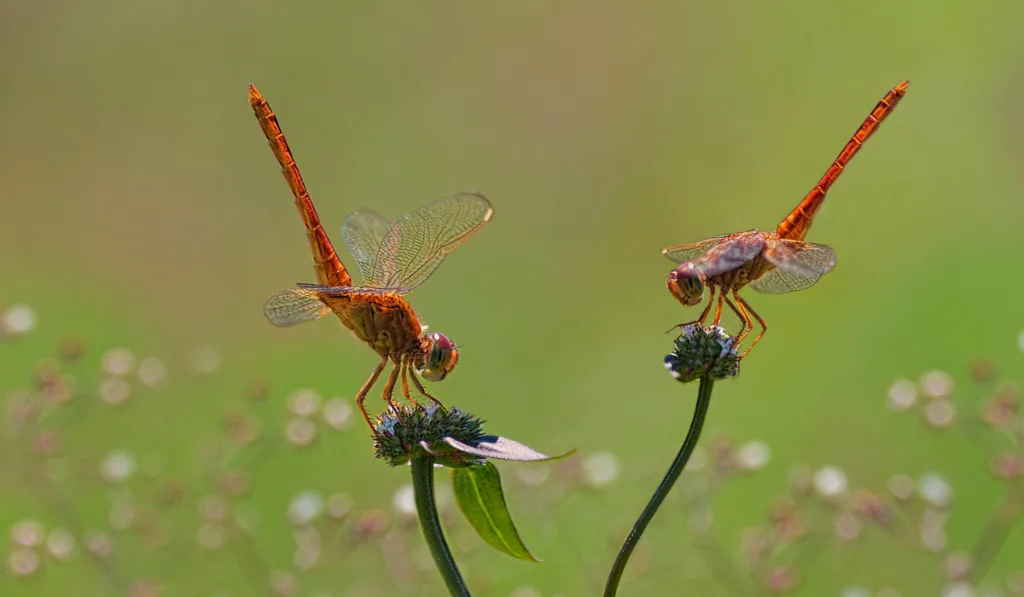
[{"left": 451, "top": 462, "right": 540, "bottom": 562}]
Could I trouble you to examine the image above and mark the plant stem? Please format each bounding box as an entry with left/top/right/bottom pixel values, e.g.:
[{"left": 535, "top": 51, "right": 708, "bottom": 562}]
[
  {"left": 411, "top": 457, "right": 471, "bottom": 597},
  {"left": 971, "top": 478, "right": 1024, "bottom": 582},
  {"left": 604, "top": 377, "right": 715, "bottom": 596}
]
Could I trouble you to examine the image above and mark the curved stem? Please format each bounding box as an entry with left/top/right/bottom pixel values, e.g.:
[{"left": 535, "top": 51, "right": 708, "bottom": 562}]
[
  {"left": 971, "top": 478, "right": 1024, "bottom": 582},
  {"left": 411, "top": 457, "right": 471, "bottom": 597},
  {"left": 604, "top": 377, "right": 715, "bottom": 597}
]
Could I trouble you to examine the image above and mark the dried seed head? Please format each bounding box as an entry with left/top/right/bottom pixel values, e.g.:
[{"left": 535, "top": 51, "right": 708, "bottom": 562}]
[
  {"left": 372, "top": 404, "right": 485, "bottom": 467},
  {"left": 664, "top": 325, "right": 740, "bottom": 383}
]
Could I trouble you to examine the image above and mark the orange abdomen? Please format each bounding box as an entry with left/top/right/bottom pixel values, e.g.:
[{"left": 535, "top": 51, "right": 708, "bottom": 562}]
[
  {"left": 776, "top": 80, "right": 909, "bottom": 241},
  {"left": 248, "top": 85, "right": 352, "bottom": 287}
]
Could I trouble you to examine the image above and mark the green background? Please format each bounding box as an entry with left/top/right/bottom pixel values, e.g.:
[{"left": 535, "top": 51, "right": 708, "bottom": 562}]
[{"left": 3, "top": 1, "right": 1024, "bottom": 595}]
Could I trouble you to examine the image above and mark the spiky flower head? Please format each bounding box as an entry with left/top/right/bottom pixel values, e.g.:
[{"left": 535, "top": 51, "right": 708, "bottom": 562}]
[
  {"left": 664, "top": 324, "right": 740, "bottom": 383},
  {"left": 373, "top": 404, "right": 486, "bottom": 467}
]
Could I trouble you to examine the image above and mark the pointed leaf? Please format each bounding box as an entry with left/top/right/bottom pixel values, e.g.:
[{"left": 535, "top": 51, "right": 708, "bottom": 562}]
[
  {"left": 444, "top": 435, "right": 575, "bottom": 462},
  {"left": 451, "top": 462, "right": 540, "bottom": 562}
]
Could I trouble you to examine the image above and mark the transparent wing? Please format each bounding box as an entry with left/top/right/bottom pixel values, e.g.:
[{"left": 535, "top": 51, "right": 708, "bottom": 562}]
[
  {"left": 687, "top": 231, "right": 766, "bottom": 278},
  {"left": 264, "top": 288, "right": 332, "bottom": 327},
  {"left": 750, "top": 239, "right": 836, "bottom": 294},
  {"left": 369, "top": 192, "right": 494, "bottom": 292},
  {"left": 662, "top": 231, "right": 752, "bottom": 264},
  {"left": 341, "top": 210, "right": 393, "bottom": 286},
  {"left": 295, "top": 283, "right": 406, "bottom": 296}
]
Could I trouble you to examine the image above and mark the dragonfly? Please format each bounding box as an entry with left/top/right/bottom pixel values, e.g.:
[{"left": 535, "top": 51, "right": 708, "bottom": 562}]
[
  {"left": 248, "top": 85, "right": 494, "bottom": 430},
  {"left": 663, "top": 80, "right": 909, "bottom": 358}
]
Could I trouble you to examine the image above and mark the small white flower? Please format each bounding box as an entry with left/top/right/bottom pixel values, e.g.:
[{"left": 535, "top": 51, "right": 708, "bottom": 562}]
[
  {"left": 920, "top": 370, "right": 954, "bottom": 399},
  {"left": 101, "top": 348, "right": 136, "bottom": 376},
  {"left": 582, "top": 451, "right": 620, "bottom": 487},
  {"left": 393, "top": 484, "right": 416, "bottom": 518},
  {"left": 287, "top": 491, "right": 324, "bottom": 526},
  {"left": 286, "top": 389, "right": 322, "bottom": 417},
  {"left": 736, "top": 441, "right": 771, "bottom": 471},
  {"left": 839, "top": 587, "right": 871, "bottom": 597},
  {"left": 940, "top": 582, "right": 976, "bottom": 597},
  {"left": 2, "top": 305, "right": 37, "bottom": 335},
  {"left": 137, "top": 357, "right": 168, "bottom": 389},
  {"left": 323, "top": 398, "right": 353, "bottom": 430},
  {"left": 813, "top": 465, "right": 848, "bottom": 498},
  {"left": 918, "top": 472, "right": 953, "bottom": 507},
  {"left": 100, "top": 451, "right": 136, "bottom": 484},
  {"left": 46, "top": 528, "right": 76, "bottom": 561},
  {"left": 887, "top": 378, "right": 918, "bottom": 411}
]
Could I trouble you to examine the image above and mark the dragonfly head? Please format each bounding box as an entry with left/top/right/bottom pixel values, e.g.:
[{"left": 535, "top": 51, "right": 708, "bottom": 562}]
[
  {"left": 667, "top": 263, "right": 705, "bottom": 307},
  {"left": 418, "top": 332, "right": 459, "bottom": 382}
]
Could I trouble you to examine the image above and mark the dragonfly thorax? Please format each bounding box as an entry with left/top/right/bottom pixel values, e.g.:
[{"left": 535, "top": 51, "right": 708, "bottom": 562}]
[{"left": 667, "top": 263, "right": 706, "bottom": 307}]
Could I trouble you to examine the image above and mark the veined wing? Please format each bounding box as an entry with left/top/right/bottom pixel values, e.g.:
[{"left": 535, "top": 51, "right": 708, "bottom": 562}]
[
  {"left": 367, "top": 192, "right": 493, "bottom": 292},
  {"left": 264, "top": 287, "right": 333, "bottom": 327},
  {"left": 687, "top": 230, "right": 766, "bottom": 278},
  {"left": 750, "top": 239, "right": 836, "bottom": 294},
  {"left": 295, "top": 283, "right": 410, "bottom": 296},
  {"left": 662, "top": 230, "right": 754, "bottom": 264},
  {"left": 341, "top": 209, "right": 393, "bottom": 287}
]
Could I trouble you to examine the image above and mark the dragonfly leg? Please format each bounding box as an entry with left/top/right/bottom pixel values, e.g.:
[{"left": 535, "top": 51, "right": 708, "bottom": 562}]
[
  {"left": 355, "top": 356, "right": 389, "bottom": 433},
  {"left": 666, "top": 286, "right": 717, "bottom": 333},
  {"left": 381, "top": 363, "right": 401, "bottom": 406},
  {"left": 711, "top": 290, "right": 725, "bottom": 326},
  {"left": 400, "top": 362, "right": 423, "bottom": 406},
  {"left": 735, "top": 294, "right": 767, "bottom": 359},
  {"left": 409, "top": 369, "right": 446, "bottom": 410},
  {"left": 723, "top": 292, "right": 750, "bottom": 344}
]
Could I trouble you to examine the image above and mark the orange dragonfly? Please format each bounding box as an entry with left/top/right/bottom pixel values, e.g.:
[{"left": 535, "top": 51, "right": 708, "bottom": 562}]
[
  {"left": 248, "top": 85, "right": 493, "bottom": 430},
  {"left": 663, "top": 80, "right": 909, "bottom": 358}
]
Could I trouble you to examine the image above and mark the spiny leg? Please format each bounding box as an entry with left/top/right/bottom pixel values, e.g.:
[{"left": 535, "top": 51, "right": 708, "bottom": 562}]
[
  {"left": 735, "top": 294, "right": 768, "bottom": 359},
  {"left": 409, "top": 368, "right": 445, "bottom": 409},
  {"left": 354, "top": 357, "right": 388, "bottom": 432},
  {"left": 711, "top": 289, "right": 726, "bottom": 325},
  {"left": 381, "top": 362, "right": 401, "bottom": 408},
  {"left": 722, "top": 292, "right": 750, "bottom": 345},
  {"left": 400, "top": 362, "right": 423, "bottom": 406},
  {"left": 667, "top": 286, "right": 718, "bottom": 334}
]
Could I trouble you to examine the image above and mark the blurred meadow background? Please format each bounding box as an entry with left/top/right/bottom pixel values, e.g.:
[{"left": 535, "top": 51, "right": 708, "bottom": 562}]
[{"left": 4, "top": 1, "right": 1024, "bottom": 595}]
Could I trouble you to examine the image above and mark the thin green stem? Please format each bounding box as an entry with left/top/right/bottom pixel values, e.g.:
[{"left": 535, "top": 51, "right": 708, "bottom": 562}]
[
  {"left": 971, "top": 478, "right": 1024, "bottom": 582},
  {"left": 411, "top": 457, "right": 471, "bottom": 597},
  {"left": 604, "top": 377, "right": 715, "bottom": 597}
]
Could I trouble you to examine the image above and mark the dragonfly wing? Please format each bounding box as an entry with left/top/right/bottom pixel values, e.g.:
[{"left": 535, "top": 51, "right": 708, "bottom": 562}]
[
  {"left": 264, "top": 288, "right": 332, "bottom": 327},
  {"left": 688, "top": 231, "right": 766, "bottom": 278},
  {"left": 662, "top": 231, "right": 751, "bottom": 264},
  {"left": 295, "top": 283, "right": 410, "bottom": 296},
  {"left": 371, "top": 192, "right": 494, "bottom": 292},
  {"left": 751, "top": 239, "right": 836, "bottom": 294},
  {"left": 341, "top": 210, "right": 394, "bottom": 286}
]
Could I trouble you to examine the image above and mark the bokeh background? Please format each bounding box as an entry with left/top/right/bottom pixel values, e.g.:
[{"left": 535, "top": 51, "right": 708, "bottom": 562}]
[{"left": 4, "top": 1, "right": 1024, "bottom": 595}]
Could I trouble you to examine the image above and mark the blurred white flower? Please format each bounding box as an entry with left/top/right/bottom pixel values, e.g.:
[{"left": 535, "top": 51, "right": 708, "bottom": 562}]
[
  {"left": 813, "top": 465, "right": 848, "bottom": 498},
  {"left": 10, "top": 519, "right": 45, "bottom": 547},
  {"left": 7, "top": 547, "right": 40, "bottom": 577},
  {"left": 137, "top": 357, "right": 168, "bottom": 389},
  {"left": 887, "top": 378, "right": 918, "bottom": 411},
  {"left": 99, "top": 377, "right": 131, "bottom": 405},
  {"left": 285, "top": 417, "right": 317, "bottom": 447},
  {"left": 287, "top": 491, "right": 324, "bottom": 526},
  {"left": 839, "top": 587, "right": 871, "bottom": 597},
  {"left": 46, "top": 528, "right": 76, "bottom": 561},
  {"left": 190, "top": 346, "right": 223, "bottom": 375},
  {"left": 2, "top": 305, "right": 37, "bottom": 335},
  {"left": 582, "top": 451, "right": 620, "bottom": 487},
  {"left": 101, "top": 348, "right": 136, "bottom": 376},
  {"left": 323, "top": 398, "right": 353, "bottom": 430},
  {"left": 918, "top": 472, "right": 953, "bottom": 507},
  {"left": 393, "top": 484, "right": 416, "bottom": 518},
  {"left": 941, "top": 582, "right": 976, "bottom": 597},
  {"left": 326, "top": 493, "right": 353, "bottom": 520},
  {"left": 736, "top": 441, "right": 771, "bottom": 471},
  {"left": 924, "top": 399, "right": 956, "bottom": 428},
  {"left": 287, "top": 388, "right": 322, "bottom": 417},
  {"left": 920, "top": 370, "right": 954, "bottom": 399},
  {"left": 100, "top": 450, "right": 136, "bottom": 484}
]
